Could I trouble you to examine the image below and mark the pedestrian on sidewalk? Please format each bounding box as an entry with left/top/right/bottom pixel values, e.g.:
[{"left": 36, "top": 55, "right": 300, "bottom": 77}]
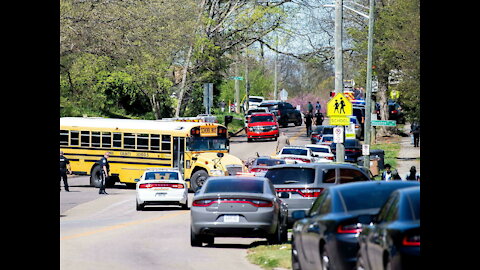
[
  {"left": 60, "top": 151, "right": 71, "bottom": 192},
  {"left": 276, "top": 132, "right": 290, "bottom": 154},
  {"left": 410, "top": 122, "right": 420, "bottom": 147},
  {"left": 381, "top": 164, "right": 402, "bottom": 181},
  {"left": 405, "top": 166, "right": 420, "bottom": 181},
  {"left": 98, "top": 152, "right": 111, "bottom": 194}
]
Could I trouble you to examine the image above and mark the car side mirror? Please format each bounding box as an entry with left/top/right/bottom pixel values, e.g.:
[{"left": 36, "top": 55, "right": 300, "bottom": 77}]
[{"left": 291, "top": 210, "right": 307, "bottom": 221}]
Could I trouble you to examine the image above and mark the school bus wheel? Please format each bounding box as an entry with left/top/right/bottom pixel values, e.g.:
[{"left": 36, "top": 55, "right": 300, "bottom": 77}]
[{"left": 190, "top": 169, "right": 209, "bottom": 191}]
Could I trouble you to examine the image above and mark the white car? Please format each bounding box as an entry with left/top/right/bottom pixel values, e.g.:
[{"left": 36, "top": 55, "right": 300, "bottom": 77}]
[
  {"left": 136, "top": 168, "right": 188, "bottom": 211},
  {"left": 275, "top": 146, "right": 318, "bottom": 164},
  {"left": 305, "top": 144, "right": 335, "bottom": 162},
  {"left": 248, "top": 96, "right": 265, "bottom": 109}
]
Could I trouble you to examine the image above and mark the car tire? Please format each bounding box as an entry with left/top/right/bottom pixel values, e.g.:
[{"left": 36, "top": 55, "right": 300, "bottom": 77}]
[
  {"left": 356, "top": 252, "right": 366, "bottom": 270},
  {"left": 321, "top": 246, "right": 331, "bottom": 270},
  {"left": 190, "top": 228, "right": 202, "bottom": 247},
  {"left": 190, "top": 170, "right": 209, "bottom": 191},
  {"left": 181, "top": 198, "right": 189, "bottom": 210},
  {"left": 291, "top": 238, "right": 302, "bottom": 270},
  {"left": 136, "top": 199, "right": 145, "bottom": 211},
  {"left": 267, "top": 222, "right": 282, "bottom": 245},
  {"left": 248, "top": 138, "right": 252, "bottom": 142},
  {"left": 295, "top": 119, "right": 302, "bottom": 126}
]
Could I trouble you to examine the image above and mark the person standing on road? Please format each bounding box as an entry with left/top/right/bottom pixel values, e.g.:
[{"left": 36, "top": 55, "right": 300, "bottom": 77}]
[
  {"left": 98, "top": 152, "right": 111, "bottom": 194},
  {"left": 315, "top": 101, "right": 321, "bottom": 113},
  {"left": 276, "top": 132, "right": 290, "bottom": 154},
  {"left": 60, "top": 151, "right": 71, "bottom": 192},
  {"left": 315, "top": 111, "right": 324, "bottom": 126},
  {"left": 304, "top": 112, "right": 313, "bottom": 136},
  {"left": 307, "top": 101, "right": 313, "bottom": 114}
]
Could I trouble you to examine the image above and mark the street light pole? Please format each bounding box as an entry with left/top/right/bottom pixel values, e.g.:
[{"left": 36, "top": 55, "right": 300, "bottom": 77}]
[
  {"left": 363, "top": 0, "right": 376, "bottom": 168},
  {"left": 334, "top": 0, "right": 345, "bottom": 163}
]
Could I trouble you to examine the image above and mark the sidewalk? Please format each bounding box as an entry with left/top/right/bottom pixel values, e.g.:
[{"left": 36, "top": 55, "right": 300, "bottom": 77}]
[{"left": 395, "top": 123, "right": 420, "bottom": 179}]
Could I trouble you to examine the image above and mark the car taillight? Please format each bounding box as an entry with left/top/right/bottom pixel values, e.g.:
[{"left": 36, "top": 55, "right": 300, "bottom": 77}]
[
  {"left": 192, "top": 198, "right": 273, "bottom": 207},
  {"left": 391, "top": 110, "right": 398, "bottom": 114},
  {"left": 250, "top": 168, "right": 267, "bottom": 172},
  {"left": 276, "top": 188, "right": 323, "bottom": 197},
  {"left": 337, "top": 223, "right": 363, "bottom": 234},
  {"left": 139, "top": 183, "right": 184, "bottom": 189},
  {"left": 346, "top": 149, "right": 361, "bottom": 153},
  {"left": 326, "top": 156, "right": 334, "bottom": 160},
  {"left": 402, "top": 235, "right": 420, "bottom": 246}
]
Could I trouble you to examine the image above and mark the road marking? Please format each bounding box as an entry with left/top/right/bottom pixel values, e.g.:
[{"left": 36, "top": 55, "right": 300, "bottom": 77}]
[{"left": 60, "top": 211, "right": 187, "bottom": 241}]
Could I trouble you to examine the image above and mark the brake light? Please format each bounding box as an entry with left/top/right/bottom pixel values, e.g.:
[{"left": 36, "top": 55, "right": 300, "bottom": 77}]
[
  {"left": 192, "top": 198, "right": 273, "bottom": 207},
  {"left": 345, "top": 149, "right": 361, "bottom": 153},
  {"left": 402, "top": 235, "right": 420, "bottom": 246},
  {"left": 326, "top": 156, "right": 334, "bottom": 160},
  {"left": 392, "top": 110, "right": 398, "bottom": 114},
  {"left": 250, "top": 168, "right": 267, "bottom": 173},
  {"left": 337, "top": 223, "right": 363, "bottom": 234},
  {"left": 139, "top": 183, "right": 184, "bottom": 189},
  {"left": 286, "top": 157, "right": 311, "bottom": 163},
  {"left": 275, "top": 188, "right": 323, "bottom": 197}
]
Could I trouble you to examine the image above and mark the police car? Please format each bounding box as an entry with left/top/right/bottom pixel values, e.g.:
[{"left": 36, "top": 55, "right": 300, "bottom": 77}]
[{"left": 135, "top": 168, "right": 189, "bottom": 211}]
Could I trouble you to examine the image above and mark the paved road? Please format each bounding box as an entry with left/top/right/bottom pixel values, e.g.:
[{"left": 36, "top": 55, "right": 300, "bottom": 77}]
[{"left": 60, "top": 124, "right": 309, "bottom": 270}]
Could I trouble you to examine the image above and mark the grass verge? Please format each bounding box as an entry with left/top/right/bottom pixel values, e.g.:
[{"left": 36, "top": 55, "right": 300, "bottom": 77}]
[{"left": 247, "top": 244, "right": 292, "bottom": 270}]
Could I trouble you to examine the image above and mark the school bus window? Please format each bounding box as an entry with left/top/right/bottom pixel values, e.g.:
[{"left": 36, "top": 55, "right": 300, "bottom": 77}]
[
  {"left": 102, "top": 132, "right": 112, "bottom": 148},
  {"left": 151, "top": 134, "right": 160, "bottom": 150},
  {"left": 162, "top": 135, "right": 171, "bottom": 151},
  {"left": 60, "top": 130, "right": 69, "bottom": 146},
  {"left": 92, "top": 132, "right": 101, "bottom": 147},
  {"left": 70, "top": 131, "right": 80, "bottom": 146},
  {"left": 81, "top": 131, "right": 90, "bottom": 147},
  {"left": 113, "top": 133, "right": 122, "bottom": 148},
  {"left": 137, "top": 134, "right": 149, "bottom": 150},
  {"left": 124, "top": 133, "right": 136, "bottom": 149}
]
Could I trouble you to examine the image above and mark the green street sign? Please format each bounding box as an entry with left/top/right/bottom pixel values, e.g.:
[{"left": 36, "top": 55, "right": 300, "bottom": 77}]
[
  {"left": 371, "top": 120, "right": 396, "bottom": 126},
  {"left": 230, "top": 76, "right": 244, "bottom": 80}
]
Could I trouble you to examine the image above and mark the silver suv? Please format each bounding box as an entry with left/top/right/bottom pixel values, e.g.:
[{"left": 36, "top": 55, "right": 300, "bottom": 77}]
[{"left": 264, "top": 163, "right": 372, "bottom": 226}]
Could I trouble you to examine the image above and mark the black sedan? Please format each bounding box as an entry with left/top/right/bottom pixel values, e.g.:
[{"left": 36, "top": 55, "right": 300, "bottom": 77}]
[
  {"left": 290, "top": 181, "right": 419, "bottom": 270},
  {"left": 330, "top": 139, "right": 362, "bottom": 163},
  {"left": 356, "top": 186, "right": 420, "bottom": 270}
]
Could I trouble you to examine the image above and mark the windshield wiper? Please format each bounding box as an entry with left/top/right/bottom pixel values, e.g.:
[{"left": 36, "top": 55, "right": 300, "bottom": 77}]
[{"left": 283, "top": 180, "right": 299, "bottom": 184}]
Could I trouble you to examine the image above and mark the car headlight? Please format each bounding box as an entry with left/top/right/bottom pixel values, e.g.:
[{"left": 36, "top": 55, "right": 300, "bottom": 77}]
[
  {"left": 210, "top": 169, "right": 224, "bottom": 176},
  {"left": 271, "top": 126, "right": 278, "bottom": 130}
]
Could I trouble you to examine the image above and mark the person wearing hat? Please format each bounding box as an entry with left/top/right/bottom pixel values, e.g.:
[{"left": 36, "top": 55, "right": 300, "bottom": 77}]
[
  {"left": 98, "top": 152, "right": 111, "bottom": 194},
  {"left": 60, "top": 151, "right": 71, "bottom": 191}
]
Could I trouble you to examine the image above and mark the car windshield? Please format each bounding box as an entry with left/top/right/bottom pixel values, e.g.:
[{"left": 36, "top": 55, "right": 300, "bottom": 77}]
[
  {"left": 307, "top": 147, "right": 329, "bottom": 153},
  {"left": 339, "top": 185, "right": 406, "bottom": 212},
  {"left": 265, "top": 168, "right": 315, "bottom": 184},
  {"left": 250, "top": 115, "right": 274, "bottom": 123},
  {"left": 187, "top": 137, "right": 228, "bottom": 151},
  {"left": 249, "top": 98, "right": 263, "bottom": 103},
  {"left": 281, "top": 148, "right": 308, "bottom": 156},
  {"left": 145, "top": 171, "right": 179, "bottom": 180},
  {"left": 255, "top": 158, "right": 285, "bottom": 166},
  {"left": 204, "top": 178, "right": 264, "bottom": 193}
]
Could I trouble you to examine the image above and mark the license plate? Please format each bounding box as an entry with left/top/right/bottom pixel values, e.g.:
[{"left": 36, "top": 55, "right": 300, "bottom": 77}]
[
  {"left": 155, "top": 192, "right": 166, "bottom": 197},
  {"left": 224, "top": 215, "right": 240, "bottom": 223},
  {"left": 154, "top": 188, "right": 169, "bottom": 191}
]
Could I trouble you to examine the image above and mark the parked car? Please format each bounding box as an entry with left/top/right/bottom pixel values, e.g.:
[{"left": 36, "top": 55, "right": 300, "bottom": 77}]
[
  {"left": 244, "top": 107, "right": 268, "bottom": 126},
  {"left": 246, "top": 113, "right": 279, "bottom": 142},
  {"left": 330, "top": 139, "right": 363, "bottom": 163},
  {"left": 388, "top": 100, "right": 406, "bottom": 124},
  {"left": 318, "top": 134, "right": 334, "bottom": 145},
  {"left": 275, "top": 146, "right": 318, "bottom": 163},
  {"left": 304, "top": 144, "right": 334, "bottom": 162},
  {"left": 310, "top": 125, "right": 335, "bottom": 144},
  {"left": 259, "top": 101, "right": 302, "bottom": 127},
  {"left": 248, "top": 157, "right": 286, "bottom": 177},
  {"left": 356, "top": 186, "right": 420, "bottom": 270},
  {"left": 290, "top": 181, "right": 420, "bottom": 270},
  {"left": 136, "top": 168, "right": 189, "bottom": 210},
  {"left": 190, "top": 176, "right": 288, "bottom": 246},
  {"left": 264, "top": 163, "right": 371, "bottom": 226},
  {"left": 349, "top": 115, "right": 363, "bottom": 139}
]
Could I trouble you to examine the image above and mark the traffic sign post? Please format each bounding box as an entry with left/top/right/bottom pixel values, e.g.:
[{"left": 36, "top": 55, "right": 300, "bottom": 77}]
[{"left": 327, "top": 93, "right": 353, "bottom": 163}]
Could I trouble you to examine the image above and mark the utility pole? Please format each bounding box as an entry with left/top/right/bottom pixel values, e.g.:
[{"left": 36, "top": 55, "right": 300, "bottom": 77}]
[
  {"left": 235, "top": 54, "right": 240, "bottom": 113},
  {"left": 334, "top": 0, "right": 345, "bottom": 163},
  {"left": 245, "top": 52, "right": 250, "bottom": 111},
  {"left": 273, "top": 33, "right": 278, "bottom": 100},
  {"left": 363, "top": 0, "right": 376, "bottom": 168}
]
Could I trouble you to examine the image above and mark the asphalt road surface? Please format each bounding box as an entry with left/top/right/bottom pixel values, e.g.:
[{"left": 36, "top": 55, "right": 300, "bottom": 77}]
[{"left": 60, "top": 124, "right": 310, "bottom": 270}]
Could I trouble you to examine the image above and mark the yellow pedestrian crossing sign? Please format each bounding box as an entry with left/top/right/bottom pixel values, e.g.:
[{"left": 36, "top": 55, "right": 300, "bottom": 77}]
[{"left": 327, "top": 93, "right": 353, "bottom": 117}]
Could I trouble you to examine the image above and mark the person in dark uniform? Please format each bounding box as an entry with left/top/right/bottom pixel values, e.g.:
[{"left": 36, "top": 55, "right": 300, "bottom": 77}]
[
  {"left": 60, "top": 151, "right": 71, "bottom": 192},
  {"left": 304, "top": 112, "right": 313, "bottom": 136},
  {"left": 98, "top": 152, "right": 110, "bottom": 194}
]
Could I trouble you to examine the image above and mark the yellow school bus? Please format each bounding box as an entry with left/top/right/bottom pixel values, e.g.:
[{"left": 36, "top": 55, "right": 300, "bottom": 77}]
[{"left": 60, "top": 117, "right": 246, "bottom": 190}]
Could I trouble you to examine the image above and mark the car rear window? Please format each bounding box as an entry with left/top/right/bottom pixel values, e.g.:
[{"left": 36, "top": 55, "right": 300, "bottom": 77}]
[
  {"left": 204, "top": 179, "right": 264, "bottom": 194},
  {"left": 307, "top": 147, "right": 329, "bottom": 153},
  {"left": 265, "top": 168, "right": 315, "bottom": 185},
  {"left": 255, "top": 158, "right": 285, "bottom": 166},
  {"left": 281, "top": 148, "right": 308, "bottom": 156},
  {"left": 407, "top": 193, "right": 420, "bottom": 220},
  {"left": 145, "top": 171, "right": 179, "bottom": 180},
  {"left": 338, "top": 185, "right": 402, "bottom": 212}
]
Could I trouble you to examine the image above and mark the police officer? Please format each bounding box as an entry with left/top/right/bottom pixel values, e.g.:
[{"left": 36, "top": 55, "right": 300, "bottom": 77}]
[
  {"left": 60, "top": 151, "right": 71, "bottom": 192},
  {"left": 98, "top": 152, "right": 110, "bottom": 194}
]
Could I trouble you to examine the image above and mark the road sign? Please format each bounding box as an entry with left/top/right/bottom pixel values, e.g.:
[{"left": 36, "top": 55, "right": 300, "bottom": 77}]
[
  {"left": 371, "top": 120, "right": 396, "bottom": 126},
  {"left": 279, "top": 89, "right": 288, "bottom": 101},
  {"left": 362, "top": 144, "right": 370, "bottom": 155},
  {"left": 345, "top": 123, "right": 355, "bottom": 139},
  {"left": 327, "top": 93, "right": 353, "bottom": 117},
  {"left": 231, "top": 76, "right": 244, "bottom": 80},
  {"left": 333, "top": 127, "right": 344, "bottom": 143},
  {"left": 329, "top": 116, "right": 350, "bottom": 126}
]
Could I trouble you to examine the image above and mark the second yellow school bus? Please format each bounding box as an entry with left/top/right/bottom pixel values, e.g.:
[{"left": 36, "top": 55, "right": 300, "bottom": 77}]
[{"left": 60, "top": 117, "right": 246, "bottom": 190}]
